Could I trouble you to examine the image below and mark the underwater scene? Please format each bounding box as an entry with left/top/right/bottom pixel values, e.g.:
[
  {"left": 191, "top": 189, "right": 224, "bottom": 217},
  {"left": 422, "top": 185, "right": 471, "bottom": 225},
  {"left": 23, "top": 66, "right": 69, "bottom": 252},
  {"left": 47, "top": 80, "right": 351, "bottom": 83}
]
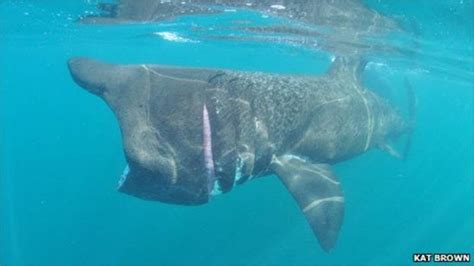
[{"left": 0, "top": 1, "right": 473, "bottom": 266}]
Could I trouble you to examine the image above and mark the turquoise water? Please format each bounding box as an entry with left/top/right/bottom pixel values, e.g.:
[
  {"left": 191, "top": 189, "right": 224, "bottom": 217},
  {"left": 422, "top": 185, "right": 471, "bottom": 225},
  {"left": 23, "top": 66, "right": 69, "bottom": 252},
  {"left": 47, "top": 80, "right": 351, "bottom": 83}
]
[{"left": 1, "top": 1, "right": 473, "bottom": 266}]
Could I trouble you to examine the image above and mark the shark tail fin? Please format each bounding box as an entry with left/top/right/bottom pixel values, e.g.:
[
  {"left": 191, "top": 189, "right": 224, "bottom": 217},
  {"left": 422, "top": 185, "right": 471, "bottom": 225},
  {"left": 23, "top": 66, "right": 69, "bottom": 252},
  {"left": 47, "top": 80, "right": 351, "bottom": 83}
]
[
  {"left": 327, "top": 56, "right": 367, "bottom": 83},
  {"left": 271, "top": 155, "right": 344, "bottom": 252}
]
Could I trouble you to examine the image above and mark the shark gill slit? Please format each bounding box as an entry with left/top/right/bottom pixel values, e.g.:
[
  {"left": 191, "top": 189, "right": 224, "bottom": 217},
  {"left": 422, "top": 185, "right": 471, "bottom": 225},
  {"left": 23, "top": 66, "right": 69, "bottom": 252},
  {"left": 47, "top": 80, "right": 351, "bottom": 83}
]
[
  {"left": 147, "top": 67, "right": 207, "bottom": 85},
  {"left": 202, "top": 104, "right": 216, "bottom": 194},
  {"left": 141, "top": 65, "right": 178, "bottom": 184},
  {"left": 353, "top": 85, "right": 374, "bottom": 151},
  {"left": 141, "top": 65, "right": 152, "bottom": 128}
]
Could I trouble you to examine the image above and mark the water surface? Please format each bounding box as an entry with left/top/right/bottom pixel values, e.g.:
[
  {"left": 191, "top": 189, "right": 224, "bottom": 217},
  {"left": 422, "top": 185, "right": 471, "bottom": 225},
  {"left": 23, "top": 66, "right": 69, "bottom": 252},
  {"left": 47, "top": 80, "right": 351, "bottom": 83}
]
[{"left": 0, "top": 1, "right": 473, "bottom": 266}]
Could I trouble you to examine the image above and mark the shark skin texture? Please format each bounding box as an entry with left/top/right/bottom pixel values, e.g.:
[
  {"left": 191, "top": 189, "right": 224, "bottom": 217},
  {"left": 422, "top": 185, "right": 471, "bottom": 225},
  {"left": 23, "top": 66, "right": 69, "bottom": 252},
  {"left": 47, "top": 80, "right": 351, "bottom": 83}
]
[{"left": 67, "top": 56, "right": 412, "bottom": 252}]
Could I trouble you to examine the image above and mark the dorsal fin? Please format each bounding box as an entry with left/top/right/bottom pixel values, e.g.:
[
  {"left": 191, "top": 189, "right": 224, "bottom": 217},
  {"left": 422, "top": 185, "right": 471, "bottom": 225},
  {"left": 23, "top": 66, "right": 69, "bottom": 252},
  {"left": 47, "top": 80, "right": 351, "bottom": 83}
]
[{"left": 327, "top": 56, "right": 367, "bottom": 82}]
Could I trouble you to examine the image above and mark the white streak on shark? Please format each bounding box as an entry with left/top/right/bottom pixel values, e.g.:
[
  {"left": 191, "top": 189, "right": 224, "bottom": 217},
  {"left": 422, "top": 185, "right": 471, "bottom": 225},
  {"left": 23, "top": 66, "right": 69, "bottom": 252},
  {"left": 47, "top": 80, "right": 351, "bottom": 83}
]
[{"left": 203, "top": 104, "right": 216, "bottom": 194}]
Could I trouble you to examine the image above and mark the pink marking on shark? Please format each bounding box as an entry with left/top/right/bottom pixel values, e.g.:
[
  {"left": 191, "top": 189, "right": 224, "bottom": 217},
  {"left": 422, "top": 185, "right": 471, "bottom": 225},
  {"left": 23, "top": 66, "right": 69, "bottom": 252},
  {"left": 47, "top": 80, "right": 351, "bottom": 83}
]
[{"left": 202, "top": 104, "right": 216, "bottom": 193}]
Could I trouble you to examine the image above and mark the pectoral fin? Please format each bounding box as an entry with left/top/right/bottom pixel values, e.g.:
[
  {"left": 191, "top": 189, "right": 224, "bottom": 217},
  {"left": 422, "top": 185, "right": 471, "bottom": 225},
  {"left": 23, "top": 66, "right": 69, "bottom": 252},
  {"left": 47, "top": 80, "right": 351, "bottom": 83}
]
[{"left": 271, "top": 155, "right": 344, "bottom": 252}]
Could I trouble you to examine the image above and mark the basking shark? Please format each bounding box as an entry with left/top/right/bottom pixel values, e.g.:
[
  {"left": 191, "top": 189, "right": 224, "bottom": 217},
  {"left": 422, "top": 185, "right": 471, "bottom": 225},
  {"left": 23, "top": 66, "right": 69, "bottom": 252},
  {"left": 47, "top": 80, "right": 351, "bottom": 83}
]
[
  {"left": 67, "top": 57, "right": 413, "bottom": 251},
  {"left": 82, "top": 0, "right": 399, "bottom": 34},
  {"left": 80, "top": 0, "right": 404, "bottom": 57}
]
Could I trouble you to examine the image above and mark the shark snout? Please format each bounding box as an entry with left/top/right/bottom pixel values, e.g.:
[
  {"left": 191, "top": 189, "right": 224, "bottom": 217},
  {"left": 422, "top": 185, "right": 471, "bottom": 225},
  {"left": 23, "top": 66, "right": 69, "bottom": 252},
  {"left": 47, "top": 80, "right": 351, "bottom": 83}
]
[{"left": 68, "top": 57, "right": 110, "bottom": 95}]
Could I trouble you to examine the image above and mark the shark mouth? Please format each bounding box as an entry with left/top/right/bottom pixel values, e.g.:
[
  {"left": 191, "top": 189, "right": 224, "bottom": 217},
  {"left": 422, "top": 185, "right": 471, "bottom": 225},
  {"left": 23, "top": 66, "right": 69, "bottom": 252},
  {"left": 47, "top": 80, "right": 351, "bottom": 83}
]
[
  {"left": 203, "top": 104, "right": 218, "bottom": 195},
  {"left": 118, "top": 104, "right": 219, "bottom": 198}
]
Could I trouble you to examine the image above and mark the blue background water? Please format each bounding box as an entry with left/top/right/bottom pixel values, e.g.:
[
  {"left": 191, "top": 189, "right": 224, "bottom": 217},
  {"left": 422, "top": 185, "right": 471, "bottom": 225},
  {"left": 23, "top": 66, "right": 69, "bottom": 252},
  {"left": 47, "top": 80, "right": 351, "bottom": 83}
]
[{"left": 0, "top": 1, "right": 473, "bottom": 266}]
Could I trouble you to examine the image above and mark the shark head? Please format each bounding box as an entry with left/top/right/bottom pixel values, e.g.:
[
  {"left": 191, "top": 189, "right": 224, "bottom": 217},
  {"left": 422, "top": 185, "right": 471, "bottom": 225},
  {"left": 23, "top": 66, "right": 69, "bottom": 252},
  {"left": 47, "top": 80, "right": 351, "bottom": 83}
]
[{"left": 68, "top": 57, "right": 224, "bottom": 205}]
